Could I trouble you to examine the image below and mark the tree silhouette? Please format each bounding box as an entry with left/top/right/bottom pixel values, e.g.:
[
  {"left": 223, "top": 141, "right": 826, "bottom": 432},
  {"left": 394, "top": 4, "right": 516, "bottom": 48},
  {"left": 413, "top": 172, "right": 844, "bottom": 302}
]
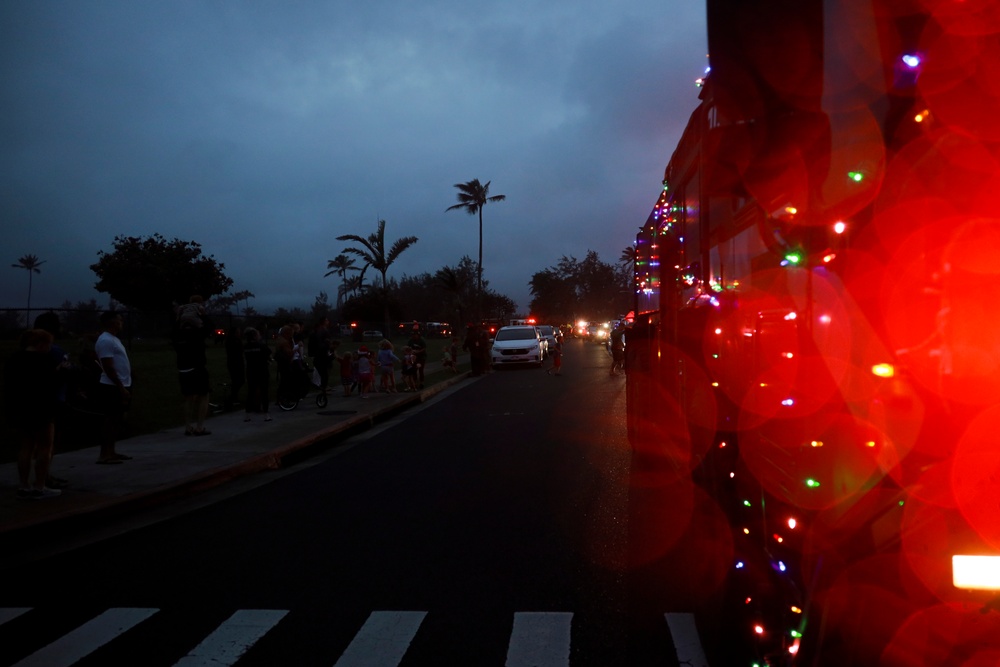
[
  {"left": 90, "top": 234, "right": 233, "bottom": 312},
  {"left": 11, "top": 253, "right": 45, "bottom": 326},
  {"left": 324, "top": 253, "right": 358, "bottom": 309},
  {"left": 232, "top": 289, "right": 255, "bottom": 316},
  {"left": 619, "top": 245, "right": 637, "bottom": 271},
  {"left": 446, "top": 178, "right": 506, "bottom": 317},
  {"left": 336, "top": 219, "right": 418, "bottom": 334}
]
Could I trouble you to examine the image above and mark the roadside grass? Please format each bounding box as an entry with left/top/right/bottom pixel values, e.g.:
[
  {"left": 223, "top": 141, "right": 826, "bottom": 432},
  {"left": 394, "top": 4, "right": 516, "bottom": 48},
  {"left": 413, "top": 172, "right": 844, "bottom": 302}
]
[{"left": 1, "top": 334, "right": 465, "bottom": 462}]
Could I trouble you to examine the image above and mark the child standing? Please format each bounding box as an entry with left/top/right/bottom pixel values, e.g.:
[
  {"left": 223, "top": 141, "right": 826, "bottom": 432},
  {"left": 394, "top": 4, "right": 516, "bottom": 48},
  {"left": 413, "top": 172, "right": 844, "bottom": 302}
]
[
  {"left": 376, "top": 339, "right": 400, "bottom": 392},
  {"left": 441, "top": 336, "right": 459, "bottom": 373},
  {"left": 547, "top": 337, "right": 562, "bottom": 375},
  {"left": 401, "top": 346, "right": 418, "bottom": 391},
  {"left": 356, "top": 346, "right": 374, "bottom": 398},
  {"left": 337, "top": 345, "right": 353, "bottom": 397}
]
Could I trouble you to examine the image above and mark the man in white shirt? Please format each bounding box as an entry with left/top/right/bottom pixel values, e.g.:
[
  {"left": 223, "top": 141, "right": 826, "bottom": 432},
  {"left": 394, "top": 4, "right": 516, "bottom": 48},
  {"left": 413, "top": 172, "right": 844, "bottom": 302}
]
[{"left": 95, "top": 310, "right": 132, "bottom": 464}]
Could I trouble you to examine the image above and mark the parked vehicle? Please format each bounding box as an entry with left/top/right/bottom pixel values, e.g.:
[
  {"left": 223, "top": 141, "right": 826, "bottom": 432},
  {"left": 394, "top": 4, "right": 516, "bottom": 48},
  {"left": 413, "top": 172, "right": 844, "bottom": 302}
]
[{"left": 536, "top": 325, "right": 559, "bottom": 352}]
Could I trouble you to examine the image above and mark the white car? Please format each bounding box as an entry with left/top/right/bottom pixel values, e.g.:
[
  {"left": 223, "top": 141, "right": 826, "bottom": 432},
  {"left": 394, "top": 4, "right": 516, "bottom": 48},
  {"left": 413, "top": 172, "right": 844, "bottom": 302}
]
[
  {"left": 491, "top": 325, "right": 544, "bottom": 368},
  {"left": 536, "top": 325, "right": 558, "bottom": 354}
]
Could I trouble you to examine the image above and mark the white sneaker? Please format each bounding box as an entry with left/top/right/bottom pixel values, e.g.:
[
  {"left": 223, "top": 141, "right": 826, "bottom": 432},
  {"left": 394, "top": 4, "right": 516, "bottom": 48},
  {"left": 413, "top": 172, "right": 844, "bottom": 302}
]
[{"left": 30, "top": 487, "right": 62, "bottom": 500}]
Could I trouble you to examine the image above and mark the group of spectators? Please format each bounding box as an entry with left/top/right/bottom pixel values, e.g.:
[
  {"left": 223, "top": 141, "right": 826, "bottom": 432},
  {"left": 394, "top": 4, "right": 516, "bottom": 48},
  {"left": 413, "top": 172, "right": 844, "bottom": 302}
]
[
  {"left": 3, "top": 309, "right": 133, "bottom": 500},
  {"left": 3, "top": 304, "right": 462, "bottom": 500}
]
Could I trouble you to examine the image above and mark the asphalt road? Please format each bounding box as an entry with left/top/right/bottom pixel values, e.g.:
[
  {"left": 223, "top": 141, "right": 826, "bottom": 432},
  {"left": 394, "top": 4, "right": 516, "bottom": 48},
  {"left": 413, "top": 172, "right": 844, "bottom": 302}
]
[{"left": 0, "top": 339, "right": 730, "bottom": 666}]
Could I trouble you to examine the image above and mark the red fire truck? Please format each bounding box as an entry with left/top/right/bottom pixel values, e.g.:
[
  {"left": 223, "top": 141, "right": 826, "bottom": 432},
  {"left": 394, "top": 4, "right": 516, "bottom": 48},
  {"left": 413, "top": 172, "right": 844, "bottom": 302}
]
[{"left": 626, "top": 0, "right": 1000, "bottom": 663}]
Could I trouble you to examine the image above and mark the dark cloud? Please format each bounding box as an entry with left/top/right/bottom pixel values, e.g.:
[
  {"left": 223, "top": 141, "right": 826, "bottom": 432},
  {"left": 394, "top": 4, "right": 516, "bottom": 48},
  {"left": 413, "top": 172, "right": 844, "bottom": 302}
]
[{"left": 1, "top": 1, "right": 706, "bottom": 314}]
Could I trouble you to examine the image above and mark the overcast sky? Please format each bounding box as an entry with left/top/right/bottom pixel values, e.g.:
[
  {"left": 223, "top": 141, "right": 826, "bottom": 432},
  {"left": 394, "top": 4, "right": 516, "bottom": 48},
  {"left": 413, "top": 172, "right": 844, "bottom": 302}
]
[{"left": 2, "top": 1, "right": 707, "bottom": 315}]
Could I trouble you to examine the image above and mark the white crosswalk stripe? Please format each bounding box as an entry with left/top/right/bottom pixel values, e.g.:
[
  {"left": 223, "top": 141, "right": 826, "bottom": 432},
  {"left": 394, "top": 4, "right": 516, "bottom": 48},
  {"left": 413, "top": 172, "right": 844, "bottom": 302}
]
[
  {"left": 0, "top": 606, "right": 710, "bottom": 665},
  {"left": 11, "top": 607, "right": 159, "bottom": 667},
  {"left": 0, "top": 607, "right": 31, "bottom": 626},
  {"left": 505, "top": 612, "right": 573, "bottom": 667},
  {"left": 664, "top": 613, "right": 709, "bottom": 667},
  {"left": 174, "top": 609, "right": 289, "bottom": 667},
  {"left": 332, "top": 610, "right": 427, "bottom": 667}
]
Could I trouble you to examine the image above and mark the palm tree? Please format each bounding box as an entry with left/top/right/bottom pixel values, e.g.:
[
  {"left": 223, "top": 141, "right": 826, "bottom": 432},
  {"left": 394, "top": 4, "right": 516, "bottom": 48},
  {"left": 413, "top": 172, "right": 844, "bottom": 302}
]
[
  {"left": 336, "top": 219, "right": 418, "bottom": 333},
  {"left": 232, "top": 289, "right": 255, "bottom": 316},
  {"left": 446, "top": 178, "right": 506, "bottom": 317},
  {"left": 324, "top": 253, "right": 358, "bottom": 309},
  {"left": 619, "top": 246, "right": 637, "bottom": 272},
  {"left": 11, "top": 253, "right": 45, "bottom": 326},
  {"left": 344, "top": 273, "right": 367, "bottom": 300},
  {"left": 435, "top": 266, "right": 469, "bottom": 325}
]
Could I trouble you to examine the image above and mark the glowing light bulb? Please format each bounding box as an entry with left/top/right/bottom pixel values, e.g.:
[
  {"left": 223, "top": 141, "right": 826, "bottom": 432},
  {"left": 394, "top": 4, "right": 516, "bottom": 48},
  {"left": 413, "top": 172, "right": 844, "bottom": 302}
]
[
  {"left": 833, "top": 221, "right": 846, "bottom": 234},
  {"left": 872, "top": 363, "right": 895, "bottom": 378},
  {"left": 902, "top": 53, "right": 921, "bottom": 68},
  {"left": 787, "top": 518, "right": 797, "bottom": 529},
  {"left": 805, "top": 478, "right": 820, "bottom": 488}
]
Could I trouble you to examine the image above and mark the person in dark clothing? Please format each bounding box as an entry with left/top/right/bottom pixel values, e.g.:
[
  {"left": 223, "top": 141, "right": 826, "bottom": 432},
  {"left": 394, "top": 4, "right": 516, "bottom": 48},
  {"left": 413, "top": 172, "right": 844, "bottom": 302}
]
[
  {"left": 609, "top": 322, "right": 626, "bottom": 376},
  {"left": 4, "top": 329, "right": 60, "bottom": 499},
  {"left": 242, "top": 327, "right": 272, "bottom": 421},
  {"left": 478, "top": 327, "right": 492, "bottom": 373},
  {"left": 407, "top": 327, "right": 427, "bottom": 388},
  {"left": 463, "top": 325, "right": 485, "bottom": 376},
  {"left": 32, "top": 311, "right": 71, "bottom": 489},
  {"left": 224, "top": 325, "right": 245, "bottom": 411},
  {"left": 309, "top": 317, "right": 333, "bottom": 393},
  {"left": 172, "top": 310, "right": 212, "bottom": 436}
]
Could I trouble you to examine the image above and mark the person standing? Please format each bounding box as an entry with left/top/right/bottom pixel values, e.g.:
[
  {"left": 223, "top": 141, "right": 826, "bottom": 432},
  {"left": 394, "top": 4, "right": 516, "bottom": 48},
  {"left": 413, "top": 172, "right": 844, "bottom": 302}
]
[
  {"left": 609, "top": 322, "right": 626, "bottom": 376},
  {"left": 478, "top": 327, "right": 492, "bottom": 373},
  {"left": 547, "top": 336, "right": 563, "bottom": 376},
  {"left": 309, "top": 317, "right": 333, "bottom": 394},
  {"left": 376, "top": 339, "right": 400, "bottom": 392},
  {"left": 356, "top": 345, "right": 374, "bottom": 398},
  {"left": 224, "top": 325, "right": 245, "bottom": 411},
  {"left": 407, "top": 326, "right": 427, "bottom": 388},
  {"left": 173, "top": 310, "right": 212, "bottom": 436},
  {"left": 33, "top": 311, "right": 72, "bottom": 489},
  {"left": 336, "top": 345, "right": 354, "bottom": 397},
  {"left": 95, "top": 310, "right": 132, "bottom": 464},
  {"left": 274, "top": 324, "right": 295, "bottom": 404},
  {"left": 242, "top": 327, "right": 272, "bottom": 422},
  {"left": 463, "top": 325, "right": 482, "bottom": 376},
  {"left": 4, "top": 329, "right": 60, "bottom": 499}
]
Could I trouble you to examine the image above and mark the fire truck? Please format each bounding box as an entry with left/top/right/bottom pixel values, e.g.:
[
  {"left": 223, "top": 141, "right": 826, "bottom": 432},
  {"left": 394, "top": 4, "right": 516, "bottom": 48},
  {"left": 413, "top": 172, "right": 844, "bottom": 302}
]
[{"left": 626, "top": 0, "right": 1000, "bottom": 663}]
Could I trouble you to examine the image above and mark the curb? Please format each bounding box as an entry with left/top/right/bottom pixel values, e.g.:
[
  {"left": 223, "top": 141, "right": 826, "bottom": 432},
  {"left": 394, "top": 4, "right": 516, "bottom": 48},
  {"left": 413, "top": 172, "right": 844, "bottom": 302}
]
[{"left": 0, "top": 372, "right": 471, "bottom": 542}]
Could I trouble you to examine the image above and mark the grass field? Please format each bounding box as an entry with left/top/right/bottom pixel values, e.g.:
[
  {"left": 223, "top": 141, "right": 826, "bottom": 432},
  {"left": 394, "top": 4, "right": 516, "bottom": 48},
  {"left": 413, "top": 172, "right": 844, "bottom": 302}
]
[{"left": 1, "top": 334, "right": 464, "bottom": 462}]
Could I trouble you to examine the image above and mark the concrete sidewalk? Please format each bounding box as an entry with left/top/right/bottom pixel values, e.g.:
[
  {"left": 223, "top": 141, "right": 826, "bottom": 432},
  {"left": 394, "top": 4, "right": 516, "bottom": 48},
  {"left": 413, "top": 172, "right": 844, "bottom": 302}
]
[{"left": 0, "top": 368, "right": 471, "bottom": 539}]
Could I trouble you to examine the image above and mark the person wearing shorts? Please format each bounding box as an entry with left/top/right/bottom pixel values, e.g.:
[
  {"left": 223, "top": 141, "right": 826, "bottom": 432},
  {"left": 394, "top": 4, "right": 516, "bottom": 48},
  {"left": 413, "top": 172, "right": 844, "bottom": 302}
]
[
  {"left": 173, "top": 315, "right": 212, "bottom": 436},
  {"left": 95, "top": 311, "right": 133, "bottom": 463}
]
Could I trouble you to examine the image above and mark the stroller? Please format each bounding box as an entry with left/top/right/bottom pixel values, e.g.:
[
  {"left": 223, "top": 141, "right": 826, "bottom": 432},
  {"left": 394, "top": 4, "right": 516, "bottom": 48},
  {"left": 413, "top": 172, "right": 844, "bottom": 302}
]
[{"left": 276, "top": 361, "right": 328, "bottom": 411}]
